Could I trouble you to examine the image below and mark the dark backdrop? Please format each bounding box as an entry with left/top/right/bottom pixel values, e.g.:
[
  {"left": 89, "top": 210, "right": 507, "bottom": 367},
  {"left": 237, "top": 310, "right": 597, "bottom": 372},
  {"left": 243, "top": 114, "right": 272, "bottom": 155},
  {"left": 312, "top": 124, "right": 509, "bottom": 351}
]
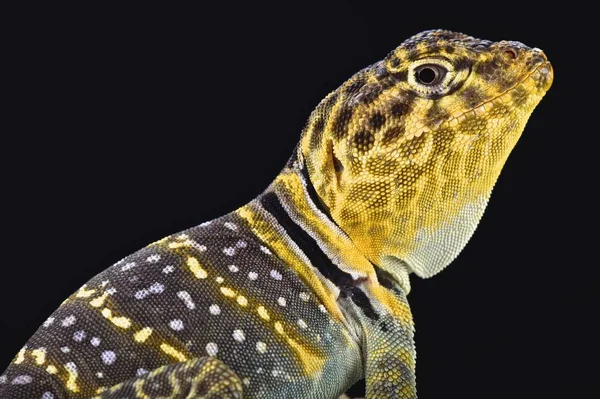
[{"left": 2, "top": 2, "right": 594, "bottom": 398}]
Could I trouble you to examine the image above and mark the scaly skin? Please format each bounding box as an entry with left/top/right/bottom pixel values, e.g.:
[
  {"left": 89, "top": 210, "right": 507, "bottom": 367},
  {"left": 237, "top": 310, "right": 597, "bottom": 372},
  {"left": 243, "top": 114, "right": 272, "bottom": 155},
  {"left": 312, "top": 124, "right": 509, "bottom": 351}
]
[
  {"left": 0, "top": 30, "right": 552, "bottom": 399},
  {"left": 301, "top": 30, "right": 553, "bottom": 285}
]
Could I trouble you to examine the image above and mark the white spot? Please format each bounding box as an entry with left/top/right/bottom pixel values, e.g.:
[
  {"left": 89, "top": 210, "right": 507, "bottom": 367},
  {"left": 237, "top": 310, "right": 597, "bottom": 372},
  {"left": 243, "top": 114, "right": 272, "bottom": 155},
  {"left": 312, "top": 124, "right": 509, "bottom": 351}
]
[
  {"left": 121, "top": 262, "right": 136, "bottom": 271},
  {"left": 200, "top": 221, "right": 212, "bottom": 227},
  {"left": 60, "top": 347, "right": 71, "bottom": 353},
  {"left": 228, "top": 265, "right": 239, "bottom": 273},
  {"left": 134, "top": 289, "right": 150, "bottom": 300},
  {"left": 216, "top": 276, "right": 224, "bottom": 284},
  {"left": 61, "top": 315, "right": 76, "bottom": 327},
  {"left": 11, "top": 375, "right": 32, "bottom": 385},
  {"left": 269, "top": 270, "right": 282, "bottom": 280},
  {"left": 271, "top": 369, "right": 282, "bottom": 377},
  {"left": 319, "top": 304, "right": 327, "bottom": 313},
  {"left": 101, "top": 350, "right": 116, "bottom": 365},
  {"left": 277, "top": 297, "right": 287, "bottom": 307},
  {"left": 224, "top": 222, "right": 238, "bottom": 230},
  {"left": 242, "top": 377, "right": 250, "bottom": 386},
  {"left": 100, "top": 280, "right": 110, "bottom": 287},
  {"left": 169, "top": 319, "right": 184, "bottom": 331},
  {"left": 236, "top": 240, "right": 247, "bottom": 248},
  {"left": 149, "top": 282, "right": 164, "bottom": 294},
  {"left": 42, "top": 392, "right": 55, "bottom": 399},
  {"left": 256, "top": 341, "right": 267, "bottom": 354},
  {"left": 205, "top": 342, "right": 218, "bottom": 356},
  {"left": 65, "top": 362, "right": 77, "bottom": 373},
  {"left": 136, "top": 368, "right": 148, "bottom": 376},
  {"left": 297, "top": 319, "right": 308, "bottom": 329},
  {"left": 146, "top": 254, "right": 161, "bottom": 263},
  {"left": 177, "top": 291, "right": 196, "bottom": 310},
  {"left": 0, "top": 375, "right": 6, "bottom": 384},
  {"left": 189, "top": 241, "right": 207, "bottom": 252},
  {"left": 163, "top": 265, "right": 175, "bottom": 274},
  {"left": 248, "top": 271, "right": 258, "bottom": 280},
  {"left": 90, "top": 337, "right": 101, "bottom": 347},
  {"left": 209, "top": 304, "right": 221, "bottom": 315},
  {"left": 260, "top": 246, "right": 271, "bottom": 255},
  {"left": 232, "top": 329, "right": 245, "bottom": 342},
  {"left": 223, "top": 247, "right": 236, "bottom": 256},
  {"left": 43, "top": 317, "right": 55, "bottom": 328},
  {"left": 106, "top": 288, "right": 117, "bottom": 295},
  {"left": 95, "top": 372, "right": 104, "bottom": 379},
  {"left": 256, "top": 367, "right": 263, "bottom": 374},
  {"left": 299, "top": 292, "right": 310, "bottom": 302},
  {"left": 177, "top": 234, "right": 189, "bottom": 240},
  {"left": 73, "top": 330, "right": 86, "bottom": 342}
]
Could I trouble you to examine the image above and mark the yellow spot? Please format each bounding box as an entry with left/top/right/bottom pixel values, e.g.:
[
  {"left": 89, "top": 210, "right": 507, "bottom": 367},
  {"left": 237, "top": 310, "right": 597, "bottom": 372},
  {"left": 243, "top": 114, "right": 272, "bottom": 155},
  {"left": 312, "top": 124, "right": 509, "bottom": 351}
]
[
  {"left": 134, "top": 327, "right": 153, "bottom": 343},
  {"left": 90, "top": 292, "right": 109, "bottom": 308},
  {"left": 65, "top": 364, "right": 79, "bottom": 392},
  {"left": 160, "top": 343, "right": 187, "bottom": 362},
  {"left": 220, "top": 287, "right": 235, "bottom": 297},
  {"left": 274, "top": 321, "right": 284, "bottom": 334},
  {"left": 113, "top": 316, "right": 131, "bottom": 328},
  {"left": 14, "top": 347, "right": 25, "bottom": 364},
  {"left": 236, "top": 295, "right": 248, "bottom": 306},
  {"left": 101, "top": 308, "right": 132, "bottom": 329},
  {"left": 95, "top": 387, "right": 106, "bottom": 394},
  {"left": 31, "top": 348, "right": 46, "bottom": 365},
  {"left": 149, "top": 236, "right": 169, "bottom": 246},
  {"left": 187, "top": 256, "right": 207, "bottom": 279},
  {"left": 76, "top": 285, "right": 96, "bottom": 298},
  {"left": 257, "top": 306, "right": 270, "bottom": 321},
  {"left": 168, "top": 241, "right": 189, "bottom": 249},
  {"left": 46, "top": 365, "right": 58, "bottom": 374}
]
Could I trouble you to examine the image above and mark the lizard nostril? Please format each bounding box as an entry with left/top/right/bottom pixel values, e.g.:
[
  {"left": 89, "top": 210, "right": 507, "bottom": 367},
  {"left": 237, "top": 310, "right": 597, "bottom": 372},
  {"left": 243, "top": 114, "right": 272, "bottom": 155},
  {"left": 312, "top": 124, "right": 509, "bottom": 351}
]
[{"left": 502, "top": 48, "right": 518, "bottom": 61}]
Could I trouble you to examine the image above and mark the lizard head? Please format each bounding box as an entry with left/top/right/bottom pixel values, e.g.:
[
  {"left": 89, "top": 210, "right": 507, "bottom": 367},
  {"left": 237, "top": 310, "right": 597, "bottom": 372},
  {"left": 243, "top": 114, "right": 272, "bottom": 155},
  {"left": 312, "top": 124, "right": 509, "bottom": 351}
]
[{"left": 300, "top": 30, "right": 552, "bottom": 280}]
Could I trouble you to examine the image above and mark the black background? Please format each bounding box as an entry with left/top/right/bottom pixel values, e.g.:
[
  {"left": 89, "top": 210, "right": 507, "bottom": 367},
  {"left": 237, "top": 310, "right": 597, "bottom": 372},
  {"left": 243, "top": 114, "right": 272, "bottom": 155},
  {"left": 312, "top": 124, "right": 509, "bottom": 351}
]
[{"left": 2, "top": 2, "right": 595, "bottom": 398}]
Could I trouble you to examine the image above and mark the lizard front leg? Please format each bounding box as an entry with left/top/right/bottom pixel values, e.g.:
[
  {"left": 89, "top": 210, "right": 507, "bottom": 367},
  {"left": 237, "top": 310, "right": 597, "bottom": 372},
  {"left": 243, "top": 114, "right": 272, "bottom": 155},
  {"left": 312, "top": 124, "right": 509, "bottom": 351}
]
[
  {"left": 364, "top": 315, "right": 416, "bottom": 398},
  {"left": 348, "top": 280, "right": 417, "bottom": 399}
]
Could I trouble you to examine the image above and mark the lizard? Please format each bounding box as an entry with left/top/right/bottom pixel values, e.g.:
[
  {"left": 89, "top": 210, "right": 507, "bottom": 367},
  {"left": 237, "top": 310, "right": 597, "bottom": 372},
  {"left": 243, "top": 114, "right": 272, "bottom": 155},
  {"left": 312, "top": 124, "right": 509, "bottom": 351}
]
[{"left": 0, "top": 30, "right": 552, "bottom": 399}]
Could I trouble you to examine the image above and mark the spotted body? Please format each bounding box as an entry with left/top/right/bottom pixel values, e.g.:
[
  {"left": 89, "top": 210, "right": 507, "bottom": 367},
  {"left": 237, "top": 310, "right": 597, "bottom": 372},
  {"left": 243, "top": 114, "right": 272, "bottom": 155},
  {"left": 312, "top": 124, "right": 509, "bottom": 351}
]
[{"left": 0, "top": 30, "right": 552, "bottom": 398}]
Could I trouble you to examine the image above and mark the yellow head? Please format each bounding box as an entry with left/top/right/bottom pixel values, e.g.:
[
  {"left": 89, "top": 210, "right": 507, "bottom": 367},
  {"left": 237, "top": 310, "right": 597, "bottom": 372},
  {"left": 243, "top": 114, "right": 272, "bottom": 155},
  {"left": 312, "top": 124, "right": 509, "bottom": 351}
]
[{"left": 300, "top": 30, "right": 552, "bottom": 278}]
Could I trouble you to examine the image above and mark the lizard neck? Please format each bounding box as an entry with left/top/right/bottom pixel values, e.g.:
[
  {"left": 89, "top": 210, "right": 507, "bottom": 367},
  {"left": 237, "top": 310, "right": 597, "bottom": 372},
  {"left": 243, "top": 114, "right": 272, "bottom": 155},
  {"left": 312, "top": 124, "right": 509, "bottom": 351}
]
[{"left": 238, "top": 150, "right": 412, "bottom": 296}]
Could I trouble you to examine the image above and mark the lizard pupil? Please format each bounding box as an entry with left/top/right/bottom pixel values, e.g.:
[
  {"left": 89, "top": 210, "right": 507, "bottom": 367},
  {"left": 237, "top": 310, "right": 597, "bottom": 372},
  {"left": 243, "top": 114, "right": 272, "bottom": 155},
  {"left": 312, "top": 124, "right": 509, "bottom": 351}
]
[{"left": 415, "top": 66, "right": 439, "bottom": 85}]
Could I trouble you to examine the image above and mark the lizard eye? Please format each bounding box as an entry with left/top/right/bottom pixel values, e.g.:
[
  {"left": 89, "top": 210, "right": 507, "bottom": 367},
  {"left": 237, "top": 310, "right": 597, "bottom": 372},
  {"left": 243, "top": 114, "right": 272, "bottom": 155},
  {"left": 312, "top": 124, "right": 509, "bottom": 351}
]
[
  {"left": 415, "top": 64, "right": 446, "bottom": 85},
  {"left": 408, "top": 58, "right": 457, "bottom": 96}
]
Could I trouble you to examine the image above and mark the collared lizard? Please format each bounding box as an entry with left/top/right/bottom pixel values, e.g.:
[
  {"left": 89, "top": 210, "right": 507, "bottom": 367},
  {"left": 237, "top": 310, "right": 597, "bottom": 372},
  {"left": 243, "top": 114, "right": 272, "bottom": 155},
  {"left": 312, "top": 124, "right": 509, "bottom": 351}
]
[{"left": 0, "top": 30, "right": 552, "bottom": 398}]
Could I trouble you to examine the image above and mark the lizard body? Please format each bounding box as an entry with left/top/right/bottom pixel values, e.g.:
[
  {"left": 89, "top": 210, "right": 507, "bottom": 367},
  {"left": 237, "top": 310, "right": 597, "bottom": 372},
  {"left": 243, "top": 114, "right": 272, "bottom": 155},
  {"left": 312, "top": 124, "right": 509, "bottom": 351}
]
[{"left": 0, "top": 30, "right": 552, "bottom": 398}]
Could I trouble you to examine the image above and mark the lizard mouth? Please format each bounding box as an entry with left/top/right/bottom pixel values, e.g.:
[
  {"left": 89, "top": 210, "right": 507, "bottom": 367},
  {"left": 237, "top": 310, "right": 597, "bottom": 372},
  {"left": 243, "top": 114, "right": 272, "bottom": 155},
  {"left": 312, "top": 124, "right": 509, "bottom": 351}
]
[{"left": 435, "top": 62, "right": 553, "bottom": 131}]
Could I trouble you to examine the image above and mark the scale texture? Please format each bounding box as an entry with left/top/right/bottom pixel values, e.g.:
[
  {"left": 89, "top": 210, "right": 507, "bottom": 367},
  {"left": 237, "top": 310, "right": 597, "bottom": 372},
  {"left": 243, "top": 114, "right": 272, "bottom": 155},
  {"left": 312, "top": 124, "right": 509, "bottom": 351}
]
[{"left": 0, "top": 30, "right": 552, "bottom": 398}]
